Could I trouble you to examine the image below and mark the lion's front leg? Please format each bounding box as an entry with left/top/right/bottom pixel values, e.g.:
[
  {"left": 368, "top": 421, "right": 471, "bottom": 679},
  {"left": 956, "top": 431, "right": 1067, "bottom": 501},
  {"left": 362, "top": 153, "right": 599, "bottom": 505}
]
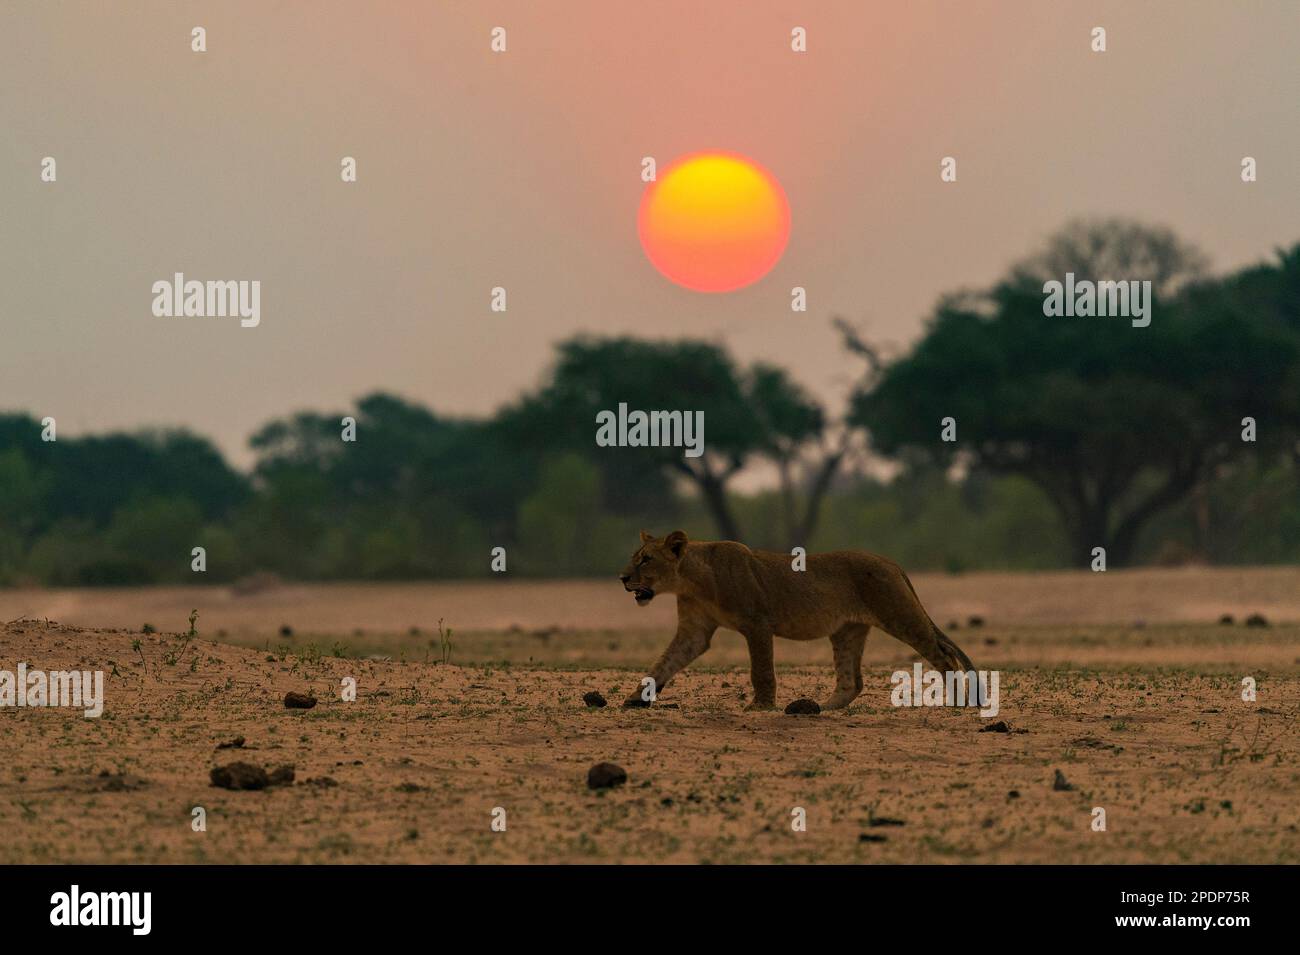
[
  {"left": 623, "top": 611, "right": 716, "bottom": 707},
  {"left": 742, "top": 631, "right": 777, "bottom": 711}
]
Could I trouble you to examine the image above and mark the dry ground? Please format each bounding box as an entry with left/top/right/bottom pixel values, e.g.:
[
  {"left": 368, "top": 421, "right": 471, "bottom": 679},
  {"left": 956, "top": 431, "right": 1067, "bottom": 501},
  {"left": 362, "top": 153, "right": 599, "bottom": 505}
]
[{"left": 1, "top": 574, "right": 1297, "bottom": 863}]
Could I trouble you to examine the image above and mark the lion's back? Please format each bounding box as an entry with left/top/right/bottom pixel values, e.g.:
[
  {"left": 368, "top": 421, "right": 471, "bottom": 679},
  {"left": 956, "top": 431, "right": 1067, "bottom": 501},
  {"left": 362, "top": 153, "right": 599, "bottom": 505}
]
[{"left": 684, "top": 543, "right": 918, "bottom": 633}]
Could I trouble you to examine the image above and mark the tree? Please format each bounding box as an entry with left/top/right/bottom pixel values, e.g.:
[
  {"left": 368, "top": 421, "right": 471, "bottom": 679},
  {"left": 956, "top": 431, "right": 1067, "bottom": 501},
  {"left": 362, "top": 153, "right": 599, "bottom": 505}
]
[
  {"left": 852, "top": 221, "right": 1300, "bottom": 566},
  {"left": 498, "top": 335, "right": 842, "bottom": 542}
]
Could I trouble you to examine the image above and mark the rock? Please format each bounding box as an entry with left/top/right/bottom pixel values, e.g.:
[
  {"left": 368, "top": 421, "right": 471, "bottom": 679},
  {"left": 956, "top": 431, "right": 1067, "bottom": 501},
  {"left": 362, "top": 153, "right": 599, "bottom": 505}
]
[
  {"left": 582, "top": 691, "right": 607, "bottom": 708},
  {"left": 858, "top": 833, "right": 887, "bottom": 843},
  {"left": 267, "top": 765, "right": 295, "bottom": 786},
  {"left": 967, "top": 616, "right": 985, "bottom": 628},
  {"left": 1245, "top": 613, "right": 1270, "bottom": 628},
  {"left": 215, "top": 736, "right": 246, "bottom": 749},
  {"left": 868, "top": 816, "right": 905, "bottom": 827},
  {"left": 1218, "top": 614, "right": 1235, "bottom": 625},
  {"left": 980, "top": 720, "right": 1011, "bottom": 733},
  {"left": 279, "top": 624, "right": 293, "bottom": 637},
  {"left": 784, "top": 698, "right": 821, "bottom": 715},
  {"left": 284, "top": 691, "right": 316, "bottom": 709},
  {"left": 587, "top": 762, "right": 628, "bottom": 789},
  {"left": 1052, "top": 769, "right": 1073, "bottom": 791},
  {"left": 210, "top": 762, "right": 270, "bottom": 790},
  {"left": 1008, "top": 790, "right": 1020, "bottom": 799},
  {"left": 91, "top": 772, "right": 148, "bottom": 793}
]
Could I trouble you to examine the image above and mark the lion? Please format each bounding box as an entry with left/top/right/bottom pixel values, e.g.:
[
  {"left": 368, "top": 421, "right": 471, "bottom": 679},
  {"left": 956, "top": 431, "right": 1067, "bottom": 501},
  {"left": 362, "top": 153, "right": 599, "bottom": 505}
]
[{"left": 619, "top": 530, "right": 974, "bottom": 711}]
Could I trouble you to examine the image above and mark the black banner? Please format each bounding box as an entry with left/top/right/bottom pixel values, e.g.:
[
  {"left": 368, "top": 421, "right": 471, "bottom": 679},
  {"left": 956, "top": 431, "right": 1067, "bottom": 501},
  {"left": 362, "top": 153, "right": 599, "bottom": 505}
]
[{"left": 0, "top": 864, "right": 1279, "bottom": 941}]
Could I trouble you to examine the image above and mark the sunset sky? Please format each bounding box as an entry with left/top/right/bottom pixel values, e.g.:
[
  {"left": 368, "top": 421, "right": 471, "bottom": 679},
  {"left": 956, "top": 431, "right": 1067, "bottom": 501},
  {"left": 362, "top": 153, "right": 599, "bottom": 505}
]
[{"left": 2, "top": 1, "right": 1297, "bottom": 467}]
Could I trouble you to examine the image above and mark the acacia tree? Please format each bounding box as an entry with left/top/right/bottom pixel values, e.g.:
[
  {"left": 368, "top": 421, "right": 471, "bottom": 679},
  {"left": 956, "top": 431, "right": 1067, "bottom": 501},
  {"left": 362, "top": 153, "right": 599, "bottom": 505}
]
[
  {"left": 852, "top": 222, "right": 1300, "bottom": 566},
  {"left": 746, "top": 319, "right": 882, "bottom": 546},
  {"left": 499, "top": 336, "right": 838, "bottom": 542}
]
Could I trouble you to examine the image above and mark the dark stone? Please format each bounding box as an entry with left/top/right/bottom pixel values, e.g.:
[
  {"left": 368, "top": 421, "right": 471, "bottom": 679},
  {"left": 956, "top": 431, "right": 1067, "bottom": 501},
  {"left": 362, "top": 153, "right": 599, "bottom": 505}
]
[
  {"left": 210, "top": 762, "right": 270, "bottom": 790},
  {"left": 784, "top": 698, "right": 821, "bottom": 715},
  {"left": 582, "top": 691, "right": 607, "bottom": 708},
  {"left": 1052, "top": 769, "right": 1073, "bottom": 791},
  {"left": 587, "top": 762, "right": 628, "bottom": 789},
  {"left": 980, "top": 721, "right": 1011, "bottom": 733},
  {"left": 267, "top": 765, "right": 295, "bottom": 787},
  {"left": 284, "top": 691, "right": 317, "bottom": 709}
]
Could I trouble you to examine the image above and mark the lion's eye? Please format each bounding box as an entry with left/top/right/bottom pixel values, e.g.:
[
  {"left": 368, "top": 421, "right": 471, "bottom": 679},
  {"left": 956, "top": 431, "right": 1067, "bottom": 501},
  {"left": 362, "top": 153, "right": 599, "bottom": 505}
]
[{"left": 638, "top": 555, "right": 651, "bottom": 566}]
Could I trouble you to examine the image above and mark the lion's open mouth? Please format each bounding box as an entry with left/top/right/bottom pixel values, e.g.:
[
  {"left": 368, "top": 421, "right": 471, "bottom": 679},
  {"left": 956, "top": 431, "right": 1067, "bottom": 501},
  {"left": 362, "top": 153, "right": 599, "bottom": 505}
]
[{"left": 633, "top": 587, "right": 655, "bottom": 606}]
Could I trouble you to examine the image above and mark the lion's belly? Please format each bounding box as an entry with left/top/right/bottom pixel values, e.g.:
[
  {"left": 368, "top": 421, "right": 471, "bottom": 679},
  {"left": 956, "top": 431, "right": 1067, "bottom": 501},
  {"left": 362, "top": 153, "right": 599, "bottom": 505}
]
[{"left": 772, "top": 602, "right": 862, "bottom": 641}]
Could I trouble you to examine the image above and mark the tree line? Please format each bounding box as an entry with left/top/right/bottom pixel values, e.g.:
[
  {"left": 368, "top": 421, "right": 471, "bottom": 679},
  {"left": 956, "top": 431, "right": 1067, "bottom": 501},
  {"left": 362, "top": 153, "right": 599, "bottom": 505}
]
[{"left": 1, "top": 220, "right": 1297, "bottom": 585}]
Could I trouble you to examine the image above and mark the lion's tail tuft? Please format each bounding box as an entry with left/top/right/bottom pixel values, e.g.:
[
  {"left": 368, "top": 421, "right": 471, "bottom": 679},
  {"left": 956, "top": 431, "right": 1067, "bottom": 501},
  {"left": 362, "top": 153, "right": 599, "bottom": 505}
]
[{"left": 932, "top": 622, "right": 975, "bottom": 672}]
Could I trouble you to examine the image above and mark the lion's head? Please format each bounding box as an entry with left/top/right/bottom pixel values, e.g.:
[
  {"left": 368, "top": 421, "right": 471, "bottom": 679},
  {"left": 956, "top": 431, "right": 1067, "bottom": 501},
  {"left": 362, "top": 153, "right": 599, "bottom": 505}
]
[{"left": 620, "top": 530, "right": 689, "bottom": 606}]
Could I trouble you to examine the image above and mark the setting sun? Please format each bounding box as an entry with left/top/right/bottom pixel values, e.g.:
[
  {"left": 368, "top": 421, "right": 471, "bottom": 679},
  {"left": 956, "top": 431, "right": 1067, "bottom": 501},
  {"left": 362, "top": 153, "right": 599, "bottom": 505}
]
[{"left": 638, "top": 151, "right": 790, "bottom": 293}]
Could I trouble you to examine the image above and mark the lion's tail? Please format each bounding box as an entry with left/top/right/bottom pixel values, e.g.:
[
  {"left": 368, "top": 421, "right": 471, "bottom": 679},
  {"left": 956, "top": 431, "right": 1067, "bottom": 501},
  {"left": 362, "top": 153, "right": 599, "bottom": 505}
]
[
  {"left": 930, "top": 621, "right": 975, "bottom": 673},
  {"left": 898, "top": 570, "right": 976, "bottom": 672}
]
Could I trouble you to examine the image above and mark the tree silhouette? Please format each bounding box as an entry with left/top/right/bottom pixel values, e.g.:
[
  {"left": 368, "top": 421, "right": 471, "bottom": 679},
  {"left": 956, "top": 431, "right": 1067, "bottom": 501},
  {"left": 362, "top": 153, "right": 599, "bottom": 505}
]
[{"left": 852, "top": 223, "right": 1300, "bottom": 566}]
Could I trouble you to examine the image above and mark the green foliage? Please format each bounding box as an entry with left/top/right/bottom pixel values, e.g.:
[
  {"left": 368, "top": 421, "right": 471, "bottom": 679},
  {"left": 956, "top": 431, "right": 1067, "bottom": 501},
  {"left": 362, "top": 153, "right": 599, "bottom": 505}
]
[
  {"left": 854, "top": 226, "right": 1300, "bottom": 565},
  {"left": 2, "top": 223, "right": 1298, "bottom": 582}
]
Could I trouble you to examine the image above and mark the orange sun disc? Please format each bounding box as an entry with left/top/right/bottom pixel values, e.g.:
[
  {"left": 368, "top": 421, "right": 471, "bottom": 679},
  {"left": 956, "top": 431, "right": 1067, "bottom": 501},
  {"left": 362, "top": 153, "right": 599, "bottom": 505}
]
[{"left": 638, "top": 151, "right": 791, "bottom": 293}]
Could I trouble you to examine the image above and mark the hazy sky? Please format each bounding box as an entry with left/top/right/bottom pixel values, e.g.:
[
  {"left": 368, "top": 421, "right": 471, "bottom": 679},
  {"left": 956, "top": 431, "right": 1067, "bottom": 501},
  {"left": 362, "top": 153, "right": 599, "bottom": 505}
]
[{"left": 2, "top": 1, "right": 1297, "bottom": 468}]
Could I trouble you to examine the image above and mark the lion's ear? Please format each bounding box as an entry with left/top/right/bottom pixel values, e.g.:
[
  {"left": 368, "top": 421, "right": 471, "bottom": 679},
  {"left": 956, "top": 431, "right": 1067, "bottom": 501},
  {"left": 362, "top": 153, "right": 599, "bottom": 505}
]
[
  {"left": 639, "top": 530, "right": 654, "bottom": 544},
  {"left": 664, "top": 530, "right": 688, "bottom": 557}
]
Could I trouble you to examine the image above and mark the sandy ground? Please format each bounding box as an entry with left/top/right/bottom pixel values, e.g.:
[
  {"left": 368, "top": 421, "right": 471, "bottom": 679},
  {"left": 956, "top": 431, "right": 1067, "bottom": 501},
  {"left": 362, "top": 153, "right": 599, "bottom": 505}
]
[
  {"left": 2, "top": 565, "right": 1298, "bottom": 637},
  {"left": 0, "top": 574, "right": 1297, "bottom": 863}
]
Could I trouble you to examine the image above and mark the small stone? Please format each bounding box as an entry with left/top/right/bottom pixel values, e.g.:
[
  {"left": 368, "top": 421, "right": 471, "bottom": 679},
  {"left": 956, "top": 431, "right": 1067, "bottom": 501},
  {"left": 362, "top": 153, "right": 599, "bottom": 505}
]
[
  {"left": 967, "top": 615, "right": 985, "bottom": 628},
  {"left": 587, "top": 762, "right": 628, "bottom": 789},
  {"left": 582, "top": 691, "right": 607, "bottom": 708},
  {"left": 784, "top": 698, "right": 821, "bottom": 715},
  {"left": 210, "top": 762, "right": 270, "bottom": 790},
  {"left": 284, "top": 691, "right": 316, "bottom": 709},
  {"left": 1245, "top": 613, "right": 1269, "bottom": 628},
  {"left": 267, "top": 765, "right": 295, "bottom": 786},
  {"left": 1218, "top": 614, "right": 1235, "bottom": 626},
  {"left": 1052, "top": 769, "right": 1073, "bottom": 791},
  {"left": 980, "top": 720, "right": 1011, "bottom": 733}
]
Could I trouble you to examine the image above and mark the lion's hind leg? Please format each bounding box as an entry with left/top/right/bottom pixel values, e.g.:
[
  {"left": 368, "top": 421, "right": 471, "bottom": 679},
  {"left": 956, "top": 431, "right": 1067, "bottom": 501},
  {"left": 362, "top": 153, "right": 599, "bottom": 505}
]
[{"left": 823, "top": 623, "right": 869, "bottom": 710}]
